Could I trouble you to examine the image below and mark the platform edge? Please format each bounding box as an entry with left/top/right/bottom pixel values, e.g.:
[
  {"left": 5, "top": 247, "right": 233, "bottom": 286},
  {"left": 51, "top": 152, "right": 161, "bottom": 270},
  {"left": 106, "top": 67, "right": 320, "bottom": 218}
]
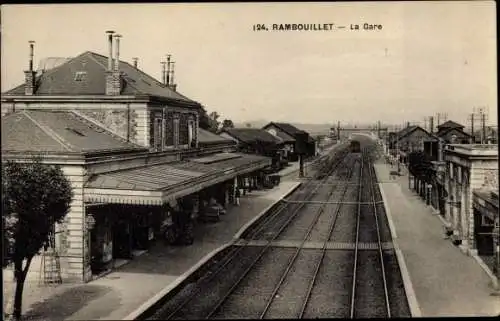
[
  {"left": 123, "top": 181, "right": 302, "bottom": 320},
  {"left": 378, "top": 181, "right": 422, "bottom": 318}
]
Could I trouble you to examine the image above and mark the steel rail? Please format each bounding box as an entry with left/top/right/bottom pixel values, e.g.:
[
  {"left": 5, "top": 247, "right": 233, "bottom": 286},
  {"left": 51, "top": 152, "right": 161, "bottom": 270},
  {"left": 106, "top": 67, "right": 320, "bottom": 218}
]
[
  {"left": 164, "top": 149, "right": 349, "bottom": 320},
  {"left": 349, "top": 150, "right": 364, "bottom": 319},
  {"left": 282, "top": 200, "right": 384, "bottom": 205},
  {"left": 259, "top": 158, "right": 356, "bottom": 319},
  {"left": 367, "top": 154, "right": 392, "bottom": 317},
  {"left": 204, "top": 154, "right": 353, "bottom": 320},
  {"left": 298, "top": 157, "right": 360, "bottom": 318}
]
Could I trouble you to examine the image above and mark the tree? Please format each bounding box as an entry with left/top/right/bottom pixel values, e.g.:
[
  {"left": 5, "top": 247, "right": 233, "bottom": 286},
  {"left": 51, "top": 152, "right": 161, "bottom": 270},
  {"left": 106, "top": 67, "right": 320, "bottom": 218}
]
[
  {"left": 2, "top": 159, "right": 73, "bottom": 320},
  {"left": 221, "top": 119, "right": 234, "bottom": 130},
  {"left": 198, "top": 106, "right": 212, "bottom": 131},
  {"left": 408, "top": 151, "right": 433, "bottom": 183},
  {"left": 209, "top": 111, "right": 221, "bottom": 132}
]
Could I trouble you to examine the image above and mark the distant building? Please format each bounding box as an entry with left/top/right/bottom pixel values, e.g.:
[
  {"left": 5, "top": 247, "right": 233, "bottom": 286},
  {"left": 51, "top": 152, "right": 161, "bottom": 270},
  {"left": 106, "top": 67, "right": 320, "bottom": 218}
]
[
  {"left": 262, "top": 122, "right": 317, "bottom": 159},
  {"left": 436, "top": 120, "right": 471, "bottom": 144},
  {"left": 392, "top": 125, "right": 437, "bottom": 163},
  {"left": 220, "top": 127, "right": 286, "bottom": 171}
]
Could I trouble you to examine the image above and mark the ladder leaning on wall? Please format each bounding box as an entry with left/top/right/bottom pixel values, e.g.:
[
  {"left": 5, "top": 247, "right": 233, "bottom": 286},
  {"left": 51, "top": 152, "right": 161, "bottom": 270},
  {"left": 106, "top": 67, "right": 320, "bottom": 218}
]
[{"left": 38, "top": 231, "right": 62, "bottom": 286}]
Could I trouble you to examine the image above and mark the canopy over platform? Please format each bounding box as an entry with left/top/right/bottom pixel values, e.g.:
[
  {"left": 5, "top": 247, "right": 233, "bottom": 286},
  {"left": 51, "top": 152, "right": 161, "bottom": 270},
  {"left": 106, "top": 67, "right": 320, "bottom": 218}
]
[{"left": 84, "top": 153, "right": 271, "bottom": 206}]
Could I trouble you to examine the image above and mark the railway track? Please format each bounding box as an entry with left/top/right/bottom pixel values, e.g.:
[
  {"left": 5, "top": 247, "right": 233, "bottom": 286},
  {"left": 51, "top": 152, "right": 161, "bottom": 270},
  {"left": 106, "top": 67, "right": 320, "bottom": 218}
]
[
  {"left": 152, "top": 148, "right": 350, "bottom": 320},
  {"left": 140, "top": 142, "right": 411, "bottom": 320},
  {"left": 350, "top": 148, "right": 391, "bottom": 318}
]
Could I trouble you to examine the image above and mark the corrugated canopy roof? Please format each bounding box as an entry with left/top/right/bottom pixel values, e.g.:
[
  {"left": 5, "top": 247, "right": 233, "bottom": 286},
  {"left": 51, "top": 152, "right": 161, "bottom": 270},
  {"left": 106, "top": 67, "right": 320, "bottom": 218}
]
[
  {"left": 223, "top": 128, "right": 284, "bottom": 145},
  {"left": 190, "top": 152, "right": 271, "bottom": 170},
  {"left": 84, "top": 153, "right": 271, "bottom": 205},
  {"left": 85, "top": 161, "right": 216, "bottom": 191},
  {"left": 198, "top": 128, "right": 234, "bottom": 145}
]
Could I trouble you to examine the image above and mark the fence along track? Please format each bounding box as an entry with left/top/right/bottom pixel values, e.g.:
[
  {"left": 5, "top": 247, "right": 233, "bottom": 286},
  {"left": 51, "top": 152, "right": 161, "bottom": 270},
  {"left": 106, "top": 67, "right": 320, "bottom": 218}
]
[
  {"left": 204, "top": 154, "right": 354, "bottom": 320},
  {"left": 259, "top": 157, "right": 358, "bottom": 319},
  {"left": 164, "top": 149, "right": 350, "bottom": 320}
]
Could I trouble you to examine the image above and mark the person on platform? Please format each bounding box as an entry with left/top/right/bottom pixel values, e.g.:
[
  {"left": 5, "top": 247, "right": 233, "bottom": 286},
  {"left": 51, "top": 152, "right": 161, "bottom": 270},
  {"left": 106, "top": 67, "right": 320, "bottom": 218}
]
[{"left": 235, "top": 187, "right": 241, "bottom": 206}]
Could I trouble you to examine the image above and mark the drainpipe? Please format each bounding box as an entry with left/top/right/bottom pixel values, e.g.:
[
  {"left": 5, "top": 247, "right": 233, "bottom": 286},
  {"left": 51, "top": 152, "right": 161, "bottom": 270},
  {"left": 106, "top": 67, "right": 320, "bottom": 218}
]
[{"left": 126, "top": 103, "right": 131, "bottom": 142}]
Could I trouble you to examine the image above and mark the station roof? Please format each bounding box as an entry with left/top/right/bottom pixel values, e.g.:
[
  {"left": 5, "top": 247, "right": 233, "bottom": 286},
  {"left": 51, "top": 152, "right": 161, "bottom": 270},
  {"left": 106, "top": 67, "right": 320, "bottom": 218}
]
[
  {"left": 437, "top": 120, "right": 465, "bottom": 130},
  {"left": 222, "top": 128, "right": 284, "bottom": 145},
  {"left": 263, "top": 122, "right": 315, "bottom": 143},
  {"left": 1, "top": 110, "right": 145, "bottom": 155},
  {"left": 198, "top": 128, "right": 234, "bottom": 146},
  {"left": 2, "top": 51, "right": 201, "bottom": 108},
  {"left": 191, "top": 152, "right": 271, "bottom": 172},
  {"left": 84, "top": 152, "right": 271, "bottom": 205},
  {"left": 396, "top": 125, "right": 437, "bottom": 142}
]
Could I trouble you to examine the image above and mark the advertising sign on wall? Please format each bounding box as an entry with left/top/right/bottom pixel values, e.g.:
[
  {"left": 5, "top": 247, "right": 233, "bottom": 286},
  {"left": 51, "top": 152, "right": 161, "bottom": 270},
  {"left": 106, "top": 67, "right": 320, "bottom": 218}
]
[{"left": 103, "top": 241, "right": 113, "bottom": 263}]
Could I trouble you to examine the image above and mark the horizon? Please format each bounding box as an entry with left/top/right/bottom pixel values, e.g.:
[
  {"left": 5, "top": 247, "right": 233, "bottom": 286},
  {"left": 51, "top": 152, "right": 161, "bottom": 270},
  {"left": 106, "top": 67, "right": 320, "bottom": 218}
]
[{"left": 1, "top": 2, "right": 497, "bottom": 127}]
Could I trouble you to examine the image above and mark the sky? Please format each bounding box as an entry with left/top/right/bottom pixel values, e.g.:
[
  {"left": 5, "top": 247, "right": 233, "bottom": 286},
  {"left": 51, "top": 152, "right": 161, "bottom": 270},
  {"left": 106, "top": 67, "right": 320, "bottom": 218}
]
[{"left": 1, "top": 2, "right": 497, "bottom": 127}]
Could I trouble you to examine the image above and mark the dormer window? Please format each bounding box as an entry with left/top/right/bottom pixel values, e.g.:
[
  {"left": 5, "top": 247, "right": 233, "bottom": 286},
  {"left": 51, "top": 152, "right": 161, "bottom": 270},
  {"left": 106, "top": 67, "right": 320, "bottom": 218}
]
[{"left": 74, "top": 71, "right": 87, "bottom": 82}]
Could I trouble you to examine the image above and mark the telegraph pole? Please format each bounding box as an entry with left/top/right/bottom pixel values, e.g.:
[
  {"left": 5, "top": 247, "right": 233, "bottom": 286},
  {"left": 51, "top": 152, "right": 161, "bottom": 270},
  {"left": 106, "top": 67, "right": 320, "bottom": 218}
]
[
  {"left": 482, "top": 112, "right": 486, "bottom": 144},
  {"left": 469, "top": 112, "right": 475, "bottom": 143},
  {"left": 472, "top": 106, "right": 489, "bottom": 144},
  {"left": 337, "top": 121, "right": 341, "bottom": 142}
]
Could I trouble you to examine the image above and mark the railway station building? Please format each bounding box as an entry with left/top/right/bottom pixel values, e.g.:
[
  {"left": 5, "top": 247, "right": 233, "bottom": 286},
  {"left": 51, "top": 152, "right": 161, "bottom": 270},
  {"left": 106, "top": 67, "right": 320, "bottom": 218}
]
[
  {"left": 441, "top": 144, "right": 498, "bottom": 258},
  {"left": 391, "top": 125, "right": 437, "bottom": 164},
  {"left": 1, "top": 35, "right": 272, "bottom": 283}
]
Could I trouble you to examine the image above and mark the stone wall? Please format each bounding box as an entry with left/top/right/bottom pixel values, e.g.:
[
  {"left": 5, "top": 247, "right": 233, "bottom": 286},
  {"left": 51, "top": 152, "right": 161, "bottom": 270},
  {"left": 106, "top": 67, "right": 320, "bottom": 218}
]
[
  {"left": 79, "top": 109, "right": 138, "bottom": 142},
  {"left": 0, "top": 101, "right": 149, "bottom": 147}
]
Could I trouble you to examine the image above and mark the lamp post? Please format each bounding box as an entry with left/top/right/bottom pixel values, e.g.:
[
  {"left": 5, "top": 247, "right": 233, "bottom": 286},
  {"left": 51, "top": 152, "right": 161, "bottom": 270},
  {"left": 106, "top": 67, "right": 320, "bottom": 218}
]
[{"left": 427, "top": 183, "right": 432, "bottom": 206}]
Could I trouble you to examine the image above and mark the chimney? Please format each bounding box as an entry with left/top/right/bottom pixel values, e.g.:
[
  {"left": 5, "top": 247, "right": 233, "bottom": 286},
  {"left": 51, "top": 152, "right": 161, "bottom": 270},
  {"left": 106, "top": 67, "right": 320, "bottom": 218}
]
[
  {"left": 170, "top": 62, "right": 176, "bottom": 90},
  {"left": 132, "top": 57, "right": 138, "bottom": 68},
  {"left": 113, "top": 34, "right": 121, "bottom": 71},
  {"left": 161, "top": 61, "right": 166, "bottom": 84},
  {"left": 105, "top": 30, "right": 115, "bottom": 72},
  {"left": 429, "top": 116, "right": 434, "bottom": 134},
  {"left": 105, "top": 31, "right": 121, "bottom": 95},
  {"left": 166, "top": 54, "right": 171, "bottom": 86},
  {"left": 24, "top": 40, "right": 36, "bottom": 95}
]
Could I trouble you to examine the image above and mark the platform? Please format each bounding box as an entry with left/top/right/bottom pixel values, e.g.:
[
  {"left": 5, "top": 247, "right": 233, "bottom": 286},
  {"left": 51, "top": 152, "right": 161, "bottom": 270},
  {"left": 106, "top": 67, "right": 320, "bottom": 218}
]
[
  {"left": 3, "top": 182, "right": 302, "bottom": 321},
  {"left": 277, "top": 142, "right": 346, "bottom": 178},
  {"left": 374, "top": 162, "right": 500, "bottom": 317}
]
